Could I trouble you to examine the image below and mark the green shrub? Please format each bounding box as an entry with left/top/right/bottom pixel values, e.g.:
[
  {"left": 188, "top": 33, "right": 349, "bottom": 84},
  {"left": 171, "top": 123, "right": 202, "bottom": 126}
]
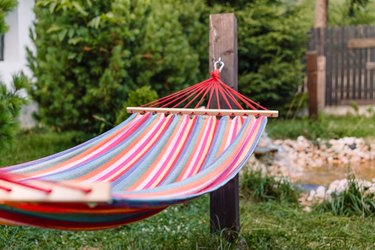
[
  {"left": 315, "top": 175, "right": 375, "bottom": 217},
  {"left": 29, "top": 0, "right": 308, "bottom": 134},
  {"left": 329, "top": 0, "right": 375, "bottom": 26},
  {"left": 27, "top": 0, "right": 204, "bottom": 134},
  {"left": 115, "top": 86, "right": 158, "bottom": 124},
  {"left": 209, "top": 0, "right": 308, "bottom": 112},
  {"left": 0, "top": 0, "right": 17, "bottom": 35},
  {"left": 240, "top": 169, "right": 300, "bottom": 204},
  {"left": 0, "top": 73, "right": 29, "bottom": 149}
]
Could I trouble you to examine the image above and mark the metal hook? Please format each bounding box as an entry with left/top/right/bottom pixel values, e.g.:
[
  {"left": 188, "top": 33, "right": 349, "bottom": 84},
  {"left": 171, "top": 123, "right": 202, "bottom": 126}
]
[{"left": 213, "top": 57, "right": 224, "bottom": 72}]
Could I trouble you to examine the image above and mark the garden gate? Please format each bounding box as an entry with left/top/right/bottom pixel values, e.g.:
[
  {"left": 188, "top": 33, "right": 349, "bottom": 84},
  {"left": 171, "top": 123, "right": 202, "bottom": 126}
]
[{"left": 308, "top": 26, "right": 375, "bottom": 106}]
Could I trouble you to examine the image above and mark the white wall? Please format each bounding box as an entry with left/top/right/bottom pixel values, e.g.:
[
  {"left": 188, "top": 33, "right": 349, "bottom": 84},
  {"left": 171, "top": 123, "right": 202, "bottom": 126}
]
[{"left": 0, "top": 0, "right": 35, "bottom": 87}]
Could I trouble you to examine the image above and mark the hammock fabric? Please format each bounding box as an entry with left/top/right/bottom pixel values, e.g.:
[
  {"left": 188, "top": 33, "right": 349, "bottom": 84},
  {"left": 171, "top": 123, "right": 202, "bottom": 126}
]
[{"left": 0, "top": 70, "right": 273, "bottom": 230}]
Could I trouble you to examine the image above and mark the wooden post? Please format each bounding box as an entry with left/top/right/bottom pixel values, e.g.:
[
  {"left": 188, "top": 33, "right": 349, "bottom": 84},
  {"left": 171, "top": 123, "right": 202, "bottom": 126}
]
[
  {"left": 314, "top": 0, "right": 328, "bottom": 109},
  {"left": 317, "top": 55, "right": 326, "bottom": 109},
  {"left": 208, "top": 13, "right": 239, "bottom": 238},
  {"left": 307, "top": 51, "right": 318, "bottom": 119}
]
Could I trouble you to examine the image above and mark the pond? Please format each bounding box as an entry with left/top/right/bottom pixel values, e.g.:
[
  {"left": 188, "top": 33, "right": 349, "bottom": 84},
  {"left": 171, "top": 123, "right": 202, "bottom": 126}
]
[{"left": 294, "top": 161, "right": 375, "bottom": 187}]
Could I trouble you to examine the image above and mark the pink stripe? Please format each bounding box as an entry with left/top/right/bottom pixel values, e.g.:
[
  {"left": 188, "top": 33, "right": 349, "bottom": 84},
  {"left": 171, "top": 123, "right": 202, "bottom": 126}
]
[
  {"left": 143, "top": 117, "right": 260, "bottom": 199},
  {"left": 32, "top": 115, "right": 149, "bottom": 178},
  {"left": 185, "top": 117, "right": 214, "bottom": 178},
  {"left": 202, "top": 117, "right": 262, "bottom": 191},
  {"left": 147, "top": 117, "right": 261, "bottom": 199},
  {"left": 230, "top": 117, "right": 238, "bottom": 143},
  {"left": 142, "top": 117, "right": 190, "bottom": 189},
  {"left": 76, "top": 115, "right": 148, "bottom": 165},
  {"left": 97, "top": 116, "right": 169, "bottom": 181},
  {"left": 114, "top": 117, "right": 262, "bottom": 200}
]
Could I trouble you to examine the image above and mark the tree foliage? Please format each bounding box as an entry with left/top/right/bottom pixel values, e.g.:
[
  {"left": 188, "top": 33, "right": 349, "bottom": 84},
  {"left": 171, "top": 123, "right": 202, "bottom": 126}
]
[
  {"left": 0, "top": 0, "right": 17, "bottom": 35},
  {"left": 0, "top": 73, "right": 29, "bottom": 149},
  {"left": 115, "top": 86, "right": 158, "bottom": 125},
  {"left": 329, "top": 0, "right": 375, "bottom": 26},
  {"left": 0, "top": 0, "right": 21, "bottom": 150},
  {"left": 28, "top": 0, "right": 204, "bottom": 133},
  {"left": 29, "top": 0, "right": 307, "bottom": 133},
  {"left": 210, "top": 0, "right": 307, "bottom": 111}
]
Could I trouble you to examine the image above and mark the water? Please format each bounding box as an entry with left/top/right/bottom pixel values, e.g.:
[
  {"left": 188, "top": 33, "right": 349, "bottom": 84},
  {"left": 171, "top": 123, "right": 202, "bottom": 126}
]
[{"left": 294, "top": 161, "right": 375, "bottom": 187}]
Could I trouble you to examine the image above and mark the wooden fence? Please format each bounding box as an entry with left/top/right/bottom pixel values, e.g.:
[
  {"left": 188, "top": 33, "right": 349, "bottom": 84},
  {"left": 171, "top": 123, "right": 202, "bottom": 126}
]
[{"left": 308, "top": 26, "right": 375, "bottom": 106}]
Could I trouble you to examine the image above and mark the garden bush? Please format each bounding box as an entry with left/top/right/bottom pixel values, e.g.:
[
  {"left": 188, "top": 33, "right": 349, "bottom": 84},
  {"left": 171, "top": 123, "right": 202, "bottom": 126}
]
[
  {"left": 28, "top": 0, "right": 204, "bottom": 134},
  {"left": 0, "top": 73, "right": 29, "bottom": 149},
  {"left": 329, "top": 0, "right": 375, "bottom": 26},
  {"left": 0, "top": 0, "right": 25, "bottom": 150},
  {"left": 209, "top": 0, "right": 308, "bottom": 112},
  {"left": 115, "top": 85, "right": 158, "bottom": 124},
  {"left": 0, "top": 0, "right": 17, "bottom": 35},
  {"left": 28, "top": 0, "right": 307, "bottom": 134}
]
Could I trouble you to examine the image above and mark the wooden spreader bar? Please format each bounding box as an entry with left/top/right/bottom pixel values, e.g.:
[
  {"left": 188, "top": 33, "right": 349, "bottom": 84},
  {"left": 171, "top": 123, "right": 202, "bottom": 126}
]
[
  {"left": 127, "top": 107, "right": 279, "bottom": 117},
  {"left": 0, "top": 179, "right": 111, "bottom": 203}
]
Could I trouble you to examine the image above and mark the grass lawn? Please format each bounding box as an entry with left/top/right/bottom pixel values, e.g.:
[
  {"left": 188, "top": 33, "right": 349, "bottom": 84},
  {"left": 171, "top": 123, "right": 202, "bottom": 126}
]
[
  {"left": 0, "top": 130, "right": 375, "bottom": 249},
  {"left": 267, "top": 114, "right": 375, "bottom": 140}
]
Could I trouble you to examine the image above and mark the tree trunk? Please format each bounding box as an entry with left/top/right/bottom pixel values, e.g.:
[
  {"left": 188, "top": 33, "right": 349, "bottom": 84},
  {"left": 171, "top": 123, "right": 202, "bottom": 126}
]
[{"left": 314, "top": 0, "right": 328, "bottom": 28}]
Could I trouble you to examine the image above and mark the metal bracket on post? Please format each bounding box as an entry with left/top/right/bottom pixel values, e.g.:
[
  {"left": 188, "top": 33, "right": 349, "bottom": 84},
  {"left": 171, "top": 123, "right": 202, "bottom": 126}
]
[{"left": 208, "top": 13, "right": 239, "bottom": 240}]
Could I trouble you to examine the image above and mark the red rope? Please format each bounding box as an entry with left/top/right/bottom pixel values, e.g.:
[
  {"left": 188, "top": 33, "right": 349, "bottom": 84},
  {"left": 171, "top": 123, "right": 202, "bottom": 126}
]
[
  {"left": 141, "top": 70, "right": 268, "bottom": 110},
  {"left": 0, "top": 176, "right": 52, "bottom": 194},
  {"left": 0, "top": 172, "right": 92, "bottom": 195},
  {"left": 0, "top": 186, "right": 12, "bottom": 192}
]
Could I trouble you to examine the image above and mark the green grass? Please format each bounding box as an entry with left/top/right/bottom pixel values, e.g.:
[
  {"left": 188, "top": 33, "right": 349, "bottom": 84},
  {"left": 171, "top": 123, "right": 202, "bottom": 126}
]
[
  {"left": 0, "top": 130, "right": 375, "bottom": 249},
  {"left": 241, "top": 201, "right": 375, "bottom": 249},
  {"left": 267, "top": 113, "right": 375, "bottom": 140},
  {"left": 0, "top": 129, "right": 78, "bottom": 167},
  {"left": 0, "top": 200, "right": 375, "bottom": 249},
  {"left": 316, "top": 175, "right": 375, "bottom": 217},
  {"left": 241, "top": 169, "right": 300, "bottom": 204}
]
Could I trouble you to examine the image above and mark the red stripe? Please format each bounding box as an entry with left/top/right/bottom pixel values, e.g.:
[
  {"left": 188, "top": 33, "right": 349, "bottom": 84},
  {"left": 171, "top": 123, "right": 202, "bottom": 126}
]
[
  {"left": 0, "top": 207, "right": 165, "bottom": 230},
  {"left": 107, "top": 116, "right": 174, "bottom": 182}
]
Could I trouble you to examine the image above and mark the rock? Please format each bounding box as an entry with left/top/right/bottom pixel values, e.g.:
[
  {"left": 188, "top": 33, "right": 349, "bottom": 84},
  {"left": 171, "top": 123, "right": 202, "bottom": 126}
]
[
  {"left": 307, "top": 190, "right": 316, "bottom": 202},
  {"left": 255, "top": 133, "right": 279, "bottom": 156},
  {"left": 247, "top": 135, "right": 375, "bottom": 207},
  {"left": 254, "top": 146, "right": 279, "bottom": 156},
  {"left": 303, "top": 206, "right": 312, "bottom": 212},
  {"left": 302, "top": 178, "right": 375, "bottom": 207},
  {"left": 327, "top": 179, "right": 347, "bottom": 195},
  {"left": 315, "top": 186, "right": 326, "bottom": 199}
]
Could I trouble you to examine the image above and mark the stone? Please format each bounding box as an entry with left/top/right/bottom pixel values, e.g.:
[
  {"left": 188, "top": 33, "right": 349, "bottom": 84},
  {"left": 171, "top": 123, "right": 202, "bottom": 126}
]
[{"left": 315, "top": 186, "right": 326, "bottom": 199}]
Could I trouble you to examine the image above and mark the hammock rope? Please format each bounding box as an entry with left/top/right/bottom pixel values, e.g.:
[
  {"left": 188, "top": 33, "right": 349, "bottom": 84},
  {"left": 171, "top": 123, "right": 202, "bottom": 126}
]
[
  {"left": 141, "top": 70, "right": 268, "bottom": 111},
  {"left": 0, "top": 69, "right": 276, "bottom": 230}
]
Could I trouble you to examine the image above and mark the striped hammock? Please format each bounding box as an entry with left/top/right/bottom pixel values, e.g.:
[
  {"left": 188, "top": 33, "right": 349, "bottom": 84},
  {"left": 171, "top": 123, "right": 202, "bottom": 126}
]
[{"left": 0, "top": 70, "right": 276, "bottom": 230}]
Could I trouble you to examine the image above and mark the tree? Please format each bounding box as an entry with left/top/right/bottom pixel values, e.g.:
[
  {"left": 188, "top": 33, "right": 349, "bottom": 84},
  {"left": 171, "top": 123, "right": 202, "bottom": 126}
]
[
  {"left": 349, "top": 0, "right": 369, "bottom": 16},
  {"left": 209, "top": 0, "right": 307, "bottom": 111},
  {"left": 0, "top": 0, "right": 17, "bottom": 35},
  {"left": 0, "top": 73, "right": 29, "bottom": 149},
  {"left": 28, "top": 0, "right": 204, "bottom": 134},
  {"left": 315, "top": 0, "right": 328, "bottom": 28}
]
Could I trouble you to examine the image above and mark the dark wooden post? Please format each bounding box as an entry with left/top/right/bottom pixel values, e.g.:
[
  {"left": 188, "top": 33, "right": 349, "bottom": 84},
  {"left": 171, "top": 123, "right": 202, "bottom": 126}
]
[
  {"left": 307, "top": 51, "right": 318, "bottom": 119},
  {"left": 208, "top": 13, "right": 240, "bottom": 237}
]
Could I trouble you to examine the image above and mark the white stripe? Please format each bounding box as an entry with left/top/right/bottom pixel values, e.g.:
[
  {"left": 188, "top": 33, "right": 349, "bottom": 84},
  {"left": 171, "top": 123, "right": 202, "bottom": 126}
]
[
  {"left": 135, "top": 115, "right": 189, "bottom": 190},
  {"left": 224, "top": 116, "right": 237, "bottom": 149},
  {"left": 32, "top": 115, "right": 144, "bottom": 178},
  {"left": 88, "top": 114, "right": 167, "bottom": 181},
  {"left": 180, "top": 116, "right": 214, "bottom": 180}
]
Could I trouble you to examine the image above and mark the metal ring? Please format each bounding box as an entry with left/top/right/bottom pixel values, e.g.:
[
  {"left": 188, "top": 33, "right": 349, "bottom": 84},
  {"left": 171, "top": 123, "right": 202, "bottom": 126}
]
[{"left": 213, "top": 57, "right": 224, "bottom": 72}]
